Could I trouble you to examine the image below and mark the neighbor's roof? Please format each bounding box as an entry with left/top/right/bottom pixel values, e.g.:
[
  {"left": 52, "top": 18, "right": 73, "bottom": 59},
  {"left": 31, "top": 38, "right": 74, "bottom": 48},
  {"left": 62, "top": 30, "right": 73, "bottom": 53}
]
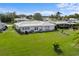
[
  {"left": 15, "top": 17, "right": 29, "bottom": 21},
  {"left": 14, "top": 21, "right": 56, "bottom": 27},
  {"left": 52, "top": 21, "right": 76, "bottom": 24},
  {"left": 69, "top": 18, "right": 78, "bottom": 21}
]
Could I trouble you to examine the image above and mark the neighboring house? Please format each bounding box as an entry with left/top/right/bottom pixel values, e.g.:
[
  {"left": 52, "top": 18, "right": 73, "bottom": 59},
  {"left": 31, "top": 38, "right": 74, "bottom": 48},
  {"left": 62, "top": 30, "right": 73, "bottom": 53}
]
[
  {"left": 0, "top": 22, "right": 8, "bottom": 32},
  {"left": 43, "top": 16, "right": 52, "bottom": 21},
  {"left": 14, "top": 21, "right": 56, "bottom": 34},
  {"left": 53, "top": 21, "right": 75, "bottom": 29},
  {"left": 68, "top": 18, "right": 79, "bottom": 23},
  {"left": 14, "top": 17, "right": 29, "bottom": 23}
]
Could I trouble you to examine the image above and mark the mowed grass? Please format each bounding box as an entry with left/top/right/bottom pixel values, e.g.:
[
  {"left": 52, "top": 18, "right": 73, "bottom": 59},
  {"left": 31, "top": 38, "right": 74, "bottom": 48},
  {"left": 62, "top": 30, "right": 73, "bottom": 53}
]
[{"left": 0, "top": 26, "right": 79, "bottom": 56}]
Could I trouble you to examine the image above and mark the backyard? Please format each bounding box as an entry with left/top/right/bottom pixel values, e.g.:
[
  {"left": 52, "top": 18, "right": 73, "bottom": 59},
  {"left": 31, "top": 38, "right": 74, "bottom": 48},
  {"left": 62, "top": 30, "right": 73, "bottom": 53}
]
[{"left": 0, "top": 26, "right": 79, "bottom": 56}]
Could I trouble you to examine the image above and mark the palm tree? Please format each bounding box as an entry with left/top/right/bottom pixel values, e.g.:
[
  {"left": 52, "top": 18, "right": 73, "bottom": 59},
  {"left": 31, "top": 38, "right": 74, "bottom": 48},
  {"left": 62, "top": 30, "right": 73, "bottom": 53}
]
[{"left": 55, "top": 12, "right": 62, "bottom": 20}]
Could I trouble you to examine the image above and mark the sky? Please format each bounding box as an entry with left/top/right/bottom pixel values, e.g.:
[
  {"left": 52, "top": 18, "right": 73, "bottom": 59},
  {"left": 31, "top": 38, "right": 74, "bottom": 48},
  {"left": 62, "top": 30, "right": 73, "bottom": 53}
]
[{"left": 0, "top": 3, "right": 79, "bottom": 16}]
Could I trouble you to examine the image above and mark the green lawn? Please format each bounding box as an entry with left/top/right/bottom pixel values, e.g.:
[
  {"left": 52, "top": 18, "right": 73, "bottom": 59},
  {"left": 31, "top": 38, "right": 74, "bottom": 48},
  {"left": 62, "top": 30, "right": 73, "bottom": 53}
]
[{"left": 0, "top": 26, "right": 79, "bottom": 56}]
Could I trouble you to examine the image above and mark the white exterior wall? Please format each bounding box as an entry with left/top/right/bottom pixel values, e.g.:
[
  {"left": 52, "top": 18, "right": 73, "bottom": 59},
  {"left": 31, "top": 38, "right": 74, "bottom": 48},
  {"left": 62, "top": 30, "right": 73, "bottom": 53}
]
[
  {"left": 20, "top": 27, "right": 30, "bottom": 33},
  {"left": 19, "top": 25, "right": 55, "bottom": 33},
  {"left": 49, "top": 25, "right": 55, "bottom": 30},
  {"left": 14, "top": 21, "right": 56, "bottom": 33},
  {"left": 20, "top": 27, "right": 25, "bottom": 33},
  {"left": 15, "top": 25, "right": 19, "bottom": 30}
]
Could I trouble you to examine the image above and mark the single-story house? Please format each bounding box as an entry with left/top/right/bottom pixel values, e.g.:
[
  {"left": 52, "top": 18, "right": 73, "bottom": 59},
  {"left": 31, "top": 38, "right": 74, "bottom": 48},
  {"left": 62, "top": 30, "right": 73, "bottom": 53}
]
[
  {"left": 14, "top": 17, "right": 29, "bottom": 23},
  {"left": 43, "top": 16, "right": 50, "bottom": 21},
  {"left": 53, "top": 21, "right": 76, "bottom": 29},
  {"left": 68, "top": 18, "right": 79, "bottom": 23},
  {"left": 0, "top": 22, "right": 8, "bottom": 32},
  {"left": 14, "top": 21, "right": 56, "bottom": 34}
]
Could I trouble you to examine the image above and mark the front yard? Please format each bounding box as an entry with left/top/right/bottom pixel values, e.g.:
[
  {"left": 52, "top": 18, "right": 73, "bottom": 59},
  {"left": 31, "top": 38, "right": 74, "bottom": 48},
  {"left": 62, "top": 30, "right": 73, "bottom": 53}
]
[{"left": 0, "top": 26, "right": 78, "bottom": 56}]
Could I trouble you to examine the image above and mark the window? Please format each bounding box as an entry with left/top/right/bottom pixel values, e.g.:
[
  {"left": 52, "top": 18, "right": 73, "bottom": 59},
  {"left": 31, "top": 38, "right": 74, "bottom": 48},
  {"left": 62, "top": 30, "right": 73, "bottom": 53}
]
[
  {"left": 35, "top": 27, "right": 38, "bottom": 30},
  {"left": 22, "top": 27, "right": 25, "bottom": 30},
  {"left": 25, "top": 27, "right": 29, "bottom": 30},
  {"left": 47, "top": 26, "right": 49, "bottom": 28},
  {"left": 25, "top": 27, "right": 30, "bottom": 30},
  {"left": 45, "top": 26, "right": 49, "bottom": 29},
  {"left": 45, "top": 26, "right": 49, "bottom": 30},
  {"left": 22, "top": 27, "right": 30, "bottom": 30}
]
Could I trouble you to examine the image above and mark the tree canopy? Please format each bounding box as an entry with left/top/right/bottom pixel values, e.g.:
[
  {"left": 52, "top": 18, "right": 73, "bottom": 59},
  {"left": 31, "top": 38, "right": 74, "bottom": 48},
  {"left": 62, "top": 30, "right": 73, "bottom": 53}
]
[
  {"left": 0, "top": 11, "right": 79, "bottom": 23},
  {"left": 0, "top": 12, "right": 16, "bottom": 23},
  {"left": 33, "top": 13, "right": 43, "bottom": 21},
  {"left": 50, "top": 11, "right": 62, "bottom": 20}
]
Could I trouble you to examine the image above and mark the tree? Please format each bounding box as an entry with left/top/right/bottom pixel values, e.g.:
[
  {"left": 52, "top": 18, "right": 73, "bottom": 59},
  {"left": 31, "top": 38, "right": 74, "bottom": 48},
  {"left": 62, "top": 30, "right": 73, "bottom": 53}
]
[
  {"left": 26, "top": 15, "right": 33, "bottom": 19},
  {"left": 0, "top": 12, "right": 16, "bottom": 23},
  {"left": 49, "top": 12, "right": 62, "bottom": 21},
  {"left": 66, "top": 13, "right": 79, "bottom": 19},
  {"left": 74, "top": 13, "right": 79, "bottom": 19},
  {"left": 50, "top": 14, "right": 57, "bottom": 21},
  {"left": 55, "top": 12, "right": 62, "bottom": 20},
  {"left": 7, "top": 12, "right": 16, "bottom": 23},
  {"left": 56, "top": 12, "right": 61, "bottom": 17},
  {"left": 33, "top": 13, "right": 43, "bottom": 21}
]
